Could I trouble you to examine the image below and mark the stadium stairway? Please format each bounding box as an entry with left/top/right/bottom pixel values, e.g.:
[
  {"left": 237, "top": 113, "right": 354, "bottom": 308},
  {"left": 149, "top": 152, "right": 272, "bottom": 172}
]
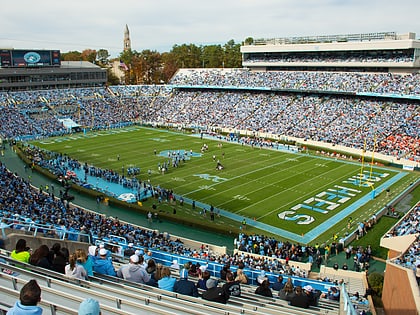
[{"left": 319, "top": 265, "right": 367, "bottom": 295}]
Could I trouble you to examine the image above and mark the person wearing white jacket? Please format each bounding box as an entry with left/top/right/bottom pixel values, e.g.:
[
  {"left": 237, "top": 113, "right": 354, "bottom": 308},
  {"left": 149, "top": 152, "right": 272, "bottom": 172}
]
[{"left": 65, "top": 253, "right": 87, "bottom": 280}]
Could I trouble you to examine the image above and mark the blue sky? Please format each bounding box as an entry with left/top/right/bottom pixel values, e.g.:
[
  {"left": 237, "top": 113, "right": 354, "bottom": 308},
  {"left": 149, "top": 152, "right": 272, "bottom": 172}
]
[{"left": 1, "top": 0, "right": 418, "bottom": 58}]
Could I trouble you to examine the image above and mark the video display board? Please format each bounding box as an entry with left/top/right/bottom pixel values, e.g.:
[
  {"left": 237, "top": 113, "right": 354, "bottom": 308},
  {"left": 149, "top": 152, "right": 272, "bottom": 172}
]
[{"left": 0, "top": 49, "right": 61, "bottom": 67}]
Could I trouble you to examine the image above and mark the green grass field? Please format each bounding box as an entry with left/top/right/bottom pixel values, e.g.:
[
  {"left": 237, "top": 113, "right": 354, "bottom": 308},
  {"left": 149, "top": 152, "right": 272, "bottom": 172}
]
[{"left": 30, "top": 126, "right": 420, "bottom": 244}]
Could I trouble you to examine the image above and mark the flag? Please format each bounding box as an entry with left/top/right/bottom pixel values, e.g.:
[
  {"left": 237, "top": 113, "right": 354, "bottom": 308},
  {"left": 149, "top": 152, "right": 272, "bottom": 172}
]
[{"left": 119, "top": 60, "right": 129, "bottom": 71}]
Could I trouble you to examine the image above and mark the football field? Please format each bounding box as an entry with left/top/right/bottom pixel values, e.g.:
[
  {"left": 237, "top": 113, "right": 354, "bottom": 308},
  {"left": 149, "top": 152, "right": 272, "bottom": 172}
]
[{"left": 31, "top": 126, "right": 415, "bottom": 244}]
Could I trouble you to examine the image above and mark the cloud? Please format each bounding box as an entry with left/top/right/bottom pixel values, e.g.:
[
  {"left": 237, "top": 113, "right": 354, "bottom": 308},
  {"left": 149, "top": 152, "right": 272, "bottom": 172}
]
[{"left": 0, "top": 0, "right": 418, "bottom": 57}]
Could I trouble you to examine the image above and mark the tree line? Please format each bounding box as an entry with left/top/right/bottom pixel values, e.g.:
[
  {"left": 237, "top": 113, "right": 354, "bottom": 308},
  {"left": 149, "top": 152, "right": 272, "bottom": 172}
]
[{"left": 60, "top": 39, "right": 247, "bottom": 85}]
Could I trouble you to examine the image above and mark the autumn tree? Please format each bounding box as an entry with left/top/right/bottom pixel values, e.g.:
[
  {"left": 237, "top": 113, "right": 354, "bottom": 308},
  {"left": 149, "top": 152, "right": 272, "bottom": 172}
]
[
  {"left": 61, "top": 38, "right": 243, "bottom": 84},
  {"left": 97, "top": 49, "right": 110, "bottom": 65},
  {"left": 61, "top": 51, "right": 82, "bottom": 61},
  {"left": 81, "top": 49, "right": 97, "bottom": 63}
]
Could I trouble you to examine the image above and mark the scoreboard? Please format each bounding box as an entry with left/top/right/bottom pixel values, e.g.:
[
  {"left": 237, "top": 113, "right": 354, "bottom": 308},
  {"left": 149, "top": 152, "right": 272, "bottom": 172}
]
[{"left": 0, "top": 49, "right": 61, "bottom": 67}]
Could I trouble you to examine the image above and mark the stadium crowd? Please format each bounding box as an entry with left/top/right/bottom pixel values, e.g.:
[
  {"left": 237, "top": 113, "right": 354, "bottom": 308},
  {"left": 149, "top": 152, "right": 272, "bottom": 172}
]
[
  {"left": 243, "top": 50, "right": 414, "bottom": 64},
  {"left": 144, "top": 89, "right": 419, "bottom": 160},
  {"left": 1, "top": 77, "right": 418, "bottom": 161},
  {"left": 383, "top": 202, "right": 420, "bottom": 281},
  {"left": 169, "top": 68, "right": 420, "bottom": 96}
]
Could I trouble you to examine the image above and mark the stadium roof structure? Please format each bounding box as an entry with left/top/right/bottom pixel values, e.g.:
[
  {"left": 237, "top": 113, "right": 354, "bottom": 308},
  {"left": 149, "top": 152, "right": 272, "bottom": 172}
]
[
  {"left": 250, "top": 31, "right": 405, "bottom": 46},
  {"left": 0, "top": 59, "right": 106, "bottom": 91},
  {"left": 60, "top": 61, "right": 101, "bottom": 69},
  {"left": 380, "top": 233, "right": 418, "bottom": 254},
  {"left": 241, "top": 31, "right": 420, "bottom": 73}
]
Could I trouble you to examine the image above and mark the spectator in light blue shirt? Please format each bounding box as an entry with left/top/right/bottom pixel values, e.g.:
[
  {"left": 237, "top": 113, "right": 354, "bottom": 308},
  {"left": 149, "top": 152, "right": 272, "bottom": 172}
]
[{"left": 158, "top": 267, "right": 176, "bottom": 292}]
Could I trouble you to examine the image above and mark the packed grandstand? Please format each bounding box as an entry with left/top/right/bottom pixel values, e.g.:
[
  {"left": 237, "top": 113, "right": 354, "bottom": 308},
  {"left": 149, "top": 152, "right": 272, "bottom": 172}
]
[
  {"left": 0, "top": 31, "right": 419, "bottom": 315},
  {"left": 0, "top": 69, "right": 419, "bottom": 162}
]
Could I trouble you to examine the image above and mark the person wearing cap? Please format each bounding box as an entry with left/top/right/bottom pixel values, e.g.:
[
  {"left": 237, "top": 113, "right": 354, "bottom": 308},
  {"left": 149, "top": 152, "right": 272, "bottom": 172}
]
[
  {"left": 158, "top": 267, "right": 176, "bottom": 292},
  {"left": 290, "top": 286, "right": 310, "bottom": 309},
  {"left": 123, "top": 243, "right": 135, "bottom": 257},
  {"left": 78, "top": 298, "right": 101, "bottom": 315},
  {"left": 256, "top": 270, "right": 268, "bottom": 284},
  {"left": 325, "top": 286, "right": 340, "bottom": 301},
  {"left": 255, "top": 279, "right": 273, "bottom": 297},
  {"left": 198, "top": 262, "right": 208, "bottom": 275},
  {"left": 7, "top": 279, "right": 42, "bottom": 315},
  {"left": 93, "top": 248, "right": 116, "bottom": 276},
  {"left": 303, "top": 285, "right": 320, "bottom": 306},
  {"left": 87, "top": 245, "right": 98, "bottom": 261},
  {"left": 173, "top": 268, "right": 198, "bottom": 297},
  {"left": 116, "top": 254, "right": 150, "bottom": 284},
  {"left": 170, "top": 259, "right": 180, "bottom": 270},
  {"left": 202, "top": 279, "right": 227, "bottom": 304}
]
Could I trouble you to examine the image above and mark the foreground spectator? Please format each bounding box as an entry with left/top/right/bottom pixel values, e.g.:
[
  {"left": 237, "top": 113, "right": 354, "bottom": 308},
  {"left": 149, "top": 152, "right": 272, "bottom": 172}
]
[
  {"left": 279, "top": 279, "right": 295, "bottom": 301},
  {"left": 52, "top": 247, "right": 69, "bottom": 274},
  {"left": 234, "top": 268, "right": 249, "bottom": 284},
  {"left": 303, "top": 285, "right": 320, "bottom": 307},
  {"left": 416, "top": 264, "right": 420, "bottom": 285},
  {"left": 255, "top": 279, "right": 273, "bottom": 297},
  {"left": 173, "top": 269, "right": 198, "bottom": 297},
  {"left": 78, "top": 298, "right": 101, "bottom": 315},
  {"left": 65, "top": 253, "right": 87, "bottom": 280},
  {"left": 10, "top": 239, "right": 31, "bottom": 264},
  {"left": 116, "top": 254, "right": 150, "bottom": 284},
  {"left": 202, "top": 279, "right": 226, "bottom": 303},
  {"left": 7, "top": 279, "right": 42, "bottom": 315},
  {"left": 170, "top": 259, "right": 180, "bottom": 270},
  {"left": 220, "top": 264, "right": 230, "bottom": 281},
  {"left": 29, "top": 245, "right": 52, "bottom": 270},
  {"left": 290, "top": 286, "right": 309, "bottom": 309},
  {"left": 256, "top": 270, "right": 268, "bottom": 284},
  {"left": 158, "top": 267, "right": 176, "bottom": 292},
  {"left": 196, "top": 270, "right": 211, "bottom": 290},
  {"left": 271, "top": 275, "right": 284, "bottom": 291},
  {"left": 76, "top": 248, "right": 94, "bottom": 277},
  {"left": 221, "top": 272, "right": 241, "bottom": 299},
  {"left": 47, "top": 243, "right": 61, "bottom": 266},
  {"left": 321, "top": 286, "right": 340, "bottom": 301},
  {"left": 145, "top": 259, "right": 158, "bottom": 286},
  {"left": 93, "top": 248, "right": 116, "bottom": 276}
]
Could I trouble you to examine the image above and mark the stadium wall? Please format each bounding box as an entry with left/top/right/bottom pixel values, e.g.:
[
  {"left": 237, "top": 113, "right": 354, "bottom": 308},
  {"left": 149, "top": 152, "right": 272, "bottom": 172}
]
[
  {"left": 382, "top": 262, "right": 420, "bottom": 315},
  {"left": 234, "top": 249, "right": 312, "bottom": 274}
]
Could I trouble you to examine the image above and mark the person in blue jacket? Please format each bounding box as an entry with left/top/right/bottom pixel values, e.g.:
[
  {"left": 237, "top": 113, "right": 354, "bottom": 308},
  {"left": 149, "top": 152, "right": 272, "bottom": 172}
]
[
  {"left": 173, "top": 268, "right": 198, "bottom": 297},
  {"left": 93, "top": 248, "right": 116, "bottom": 276},
  {"left": 7, "top": 279, "right": 43, "bottom": 315}
]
